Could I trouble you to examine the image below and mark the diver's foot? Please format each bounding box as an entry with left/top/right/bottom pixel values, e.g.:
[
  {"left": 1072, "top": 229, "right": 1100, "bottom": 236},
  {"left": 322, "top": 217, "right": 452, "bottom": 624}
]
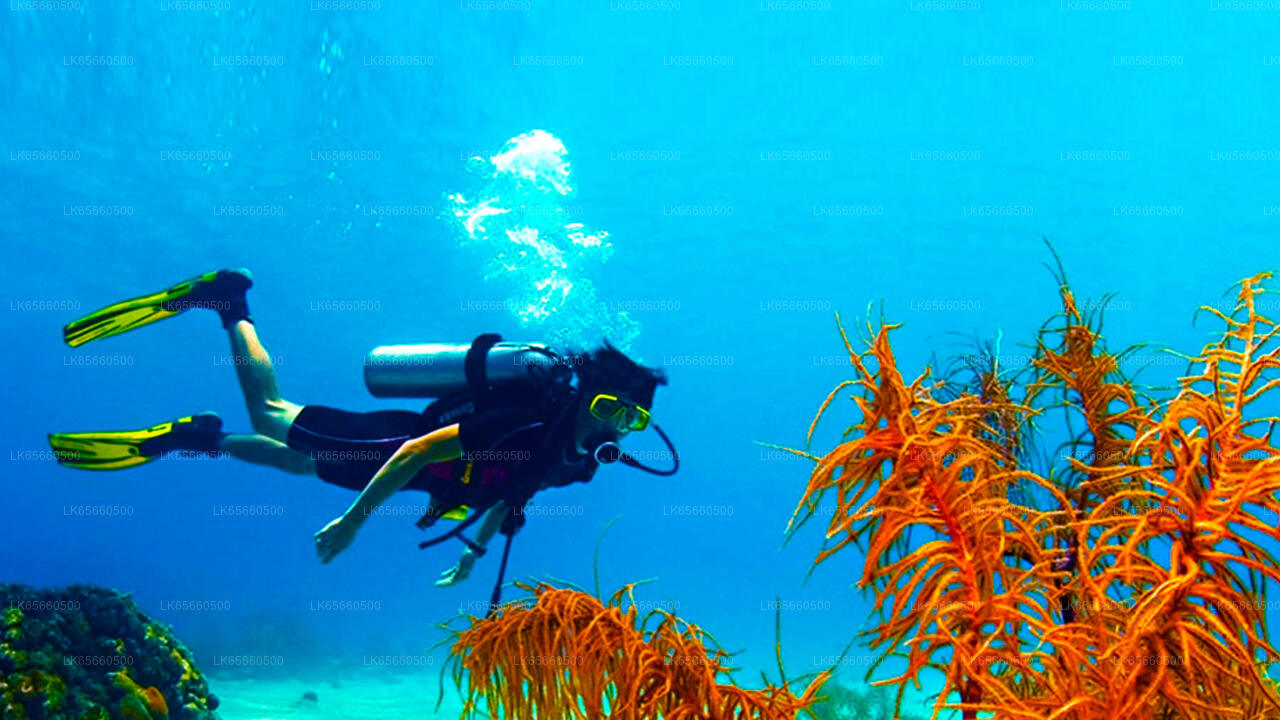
[
  {"left": 162, "top": 268, "right": 254, "bottom": 329},
  {"left": 137, "top": 412, "right": 226, "bottom": 456}
]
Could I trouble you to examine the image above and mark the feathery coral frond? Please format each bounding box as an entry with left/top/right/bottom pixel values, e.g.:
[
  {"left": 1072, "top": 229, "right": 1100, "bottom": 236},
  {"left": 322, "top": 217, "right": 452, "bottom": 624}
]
[
  {"left": 450, "top": 582, "right": 828, "bottom": 719},
  {"left": 788, "top": 270, "right": 1280, "bottom": 719}
]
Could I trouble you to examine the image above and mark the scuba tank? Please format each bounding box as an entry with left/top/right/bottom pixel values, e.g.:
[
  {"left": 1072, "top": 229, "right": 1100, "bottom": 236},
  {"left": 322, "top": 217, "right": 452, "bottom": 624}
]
[{"left": 364, "top": 341, "right": 560, "bottom": 398}]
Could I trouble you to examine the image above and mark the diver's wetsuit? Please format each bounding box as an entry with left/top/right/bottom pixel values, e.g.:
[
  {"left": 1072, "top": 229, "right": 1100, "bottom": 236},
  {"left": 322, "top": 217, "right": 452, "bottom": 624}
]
[{"left": 284, "top": 404, "right": 596, "bottom": 504}]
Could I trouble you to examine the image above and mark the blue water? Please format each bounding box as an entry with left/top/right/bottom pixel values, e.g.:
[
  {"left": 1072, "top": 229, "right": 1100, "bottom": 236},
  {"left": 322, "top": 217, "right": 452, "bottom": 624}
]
[{"left": 4, "top": 0, "right": 1280, "bottom": 712}]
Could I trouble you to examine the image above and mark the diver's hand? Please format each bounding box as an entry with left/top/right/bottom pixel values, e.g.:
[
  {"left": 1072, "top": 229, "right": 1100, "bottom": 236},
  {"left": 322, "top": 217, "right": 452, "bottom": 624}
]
[
  {"left": 434, "top": 549, "right": 478, "bottom": 587},
  {"left": 315, "top": 516, "right": 359, "bottom": 563}
]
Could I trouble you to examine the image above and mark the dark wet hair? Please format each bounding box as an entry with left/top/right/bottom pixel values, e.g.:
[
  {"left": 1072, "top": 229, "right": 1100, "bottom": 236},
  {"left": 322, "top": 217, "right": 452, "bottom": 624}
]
[{"left": 571, "top": 340, "right": 667, "bottom": 408}]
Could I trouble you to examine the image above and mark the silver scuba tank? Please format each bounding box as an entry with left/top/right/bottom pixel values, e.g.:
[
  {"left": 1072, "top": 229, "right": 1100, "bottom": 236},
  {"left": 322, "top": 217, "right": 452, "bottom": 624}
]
[{"left": 363, "top": 342, "right": 559, "bottom": 398}]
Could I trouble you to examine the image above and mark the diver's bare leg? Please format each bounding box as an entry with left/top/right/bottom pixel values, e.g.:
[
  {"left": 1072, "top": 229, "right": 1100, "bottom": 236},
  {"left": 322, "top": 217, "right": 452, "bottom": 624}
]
[
  {"left": 227, "top": 319, "right": 304, "bottom": 443},
  {"left": 221, "top": 434, "right": 317, "bottom": 475}
]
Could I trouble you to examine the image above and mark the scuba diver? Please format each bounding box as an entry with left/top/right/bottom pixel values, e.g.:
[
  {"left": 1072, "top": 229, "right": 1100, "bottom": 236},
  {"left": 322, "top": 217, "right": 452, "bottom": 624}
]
[{"left": 49, "top": 269, "right": 678, "bottom": 603}]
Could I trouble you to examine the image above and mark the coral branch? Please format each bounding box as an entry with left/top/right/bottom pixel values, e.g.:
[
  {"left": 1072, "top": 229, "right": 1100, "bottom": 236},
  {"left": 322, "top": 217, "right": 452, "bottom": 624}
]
[
  {"left": 789, "top": 271, "right": 1280, "bottom": 719},
  {"left": 450, "top": 582, "right": 827, "bottom": 719}
]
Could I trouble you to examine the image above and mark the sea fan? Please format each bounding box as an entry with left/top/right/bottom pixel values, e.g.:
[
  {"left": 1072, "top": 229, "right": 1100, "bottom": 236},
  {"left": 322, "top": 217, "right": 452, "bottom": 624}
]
[
  {"left": 787, "top": 313, "right": 1063, "bottom": 719},
  {"left": 1051, "top": 273, "right": 1280, "bottom": 719},
  {"left": 789, "top": 269, "right": 1280, "bottom": 719},
  {"left": 447, "top": 582, "right": 828, "bottom": 719}
]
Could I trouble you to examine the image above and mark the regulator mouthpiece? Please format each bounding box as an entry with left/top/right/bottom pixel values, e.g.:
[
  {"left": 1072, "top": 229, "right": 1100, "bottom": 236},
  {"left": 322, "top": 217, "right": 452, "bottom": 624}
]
[
  {"left": 585, "top": 426, "right": 680, "bottom": 476},
  {"left": 593, "top": 441, "right": 623, "bottom": 465}
]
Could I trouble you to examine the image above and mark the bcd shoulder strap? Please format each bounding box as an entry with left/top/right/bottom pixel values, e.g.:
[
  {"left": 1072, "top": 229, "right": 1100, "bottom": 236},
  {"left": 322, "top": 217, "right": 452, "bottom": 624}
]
[
  {"left": 463, "top": 332, "right": 504, "bottom": 411},
  {"left": 420, "top": 332, "right": 505, "bottom": 427}
]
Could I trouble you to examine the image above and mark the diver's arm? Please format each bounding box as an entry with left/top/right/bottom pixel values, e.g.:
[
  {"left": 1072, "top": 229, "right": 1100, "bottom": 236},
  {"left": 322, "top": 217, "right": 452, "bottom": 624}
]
[
  {"left": 474, "top": 502, "right": 508, "bottom": 547},
  {"left": 347, "top": 424, "right": 463, "bottom": 522},
  {"left": 314, "top": 424, "right": 463, "bottom": 563}
]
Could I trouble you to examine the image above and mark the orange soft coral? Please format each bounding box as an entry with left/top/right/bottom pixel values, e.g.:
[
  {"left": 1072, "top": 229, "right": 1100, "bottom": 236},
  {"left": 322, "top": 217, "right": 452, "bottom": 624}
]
[
  {"left": 788, "top": 314, "right": 1062, "bottom": 720},
  {"left": 790, "top": 272, "right": 1280, "bottom": 720},
  {"left": 112, "top": 668, "right": 168, "bottom": 720},
  {"left": 450, "top": 582, "right": 827, "bottom": 719},
  {"left": 141, "top": 686, "right": 169, "bottom": 719}
]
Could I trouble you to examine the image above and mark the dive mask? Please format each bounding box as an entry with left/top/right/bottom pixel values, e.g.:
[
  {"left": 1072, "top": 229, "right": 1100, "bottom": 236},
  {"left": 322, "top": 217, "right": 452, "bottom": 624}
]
[{"left": 587, "top": 393, "right": 651, "bottom": 432}]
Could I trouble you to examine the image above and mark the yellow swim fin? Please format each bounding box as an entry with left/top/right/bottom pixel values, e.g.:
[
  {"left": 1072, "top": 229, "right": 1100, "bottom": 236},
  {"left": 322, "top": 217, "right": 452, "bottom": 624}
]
[
  {"left": 48, "top": 413, "right": 224, "bottom": 470},
  {"left": 62, "top": 269, "right": 252, "bottom": 347}
]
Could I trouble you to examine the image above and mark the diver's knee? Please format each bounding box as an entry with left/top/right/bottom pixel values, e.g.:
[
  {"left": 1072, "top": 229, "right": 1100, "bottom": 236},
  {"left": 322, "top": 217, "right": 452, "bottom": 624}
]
[
  {"left": 248, "top": 410, "right": 282, "bottom": 439},
  {"left": 250, "top": 400, "right": 300, "bottom": 441}
]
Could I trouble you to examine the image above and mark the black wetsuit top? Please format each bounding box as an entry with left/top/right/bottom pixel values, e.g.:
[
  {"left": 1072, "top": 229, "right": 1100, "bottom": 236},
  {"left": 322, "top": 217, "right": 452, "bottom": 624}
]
[{"left": 285, "top": 403, "right": 597, "bottom": 506}]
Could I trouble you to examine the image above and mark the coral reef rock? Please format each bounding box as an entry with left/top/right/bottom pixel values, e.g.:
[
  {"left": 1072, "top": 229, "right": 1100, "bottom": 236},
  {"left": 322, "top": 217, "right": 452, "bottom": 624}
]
[{"left": 0, "top": 584, "right": 219, "bottom": 720}]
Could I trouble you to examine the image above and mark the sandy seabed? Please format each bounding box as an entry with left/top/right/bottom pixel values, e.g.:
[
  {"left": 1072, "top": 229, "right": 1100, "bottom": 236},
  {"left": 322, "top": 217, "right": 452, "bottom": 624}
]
[
  {"left": 208, "top": 670, "right": 949, "bottom": 719},
  {"left": 210, "top": 673, "right": 466, "bottom": 720}
]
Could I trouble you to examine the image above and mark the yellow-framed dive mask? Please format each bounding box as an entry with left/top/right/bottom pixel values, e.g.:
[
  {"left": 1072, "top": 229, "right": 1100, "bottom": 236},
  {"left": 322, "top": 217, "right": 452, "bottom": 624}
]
[{"left": 587, "top": 393, "right": 651, "bottom": 432}]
